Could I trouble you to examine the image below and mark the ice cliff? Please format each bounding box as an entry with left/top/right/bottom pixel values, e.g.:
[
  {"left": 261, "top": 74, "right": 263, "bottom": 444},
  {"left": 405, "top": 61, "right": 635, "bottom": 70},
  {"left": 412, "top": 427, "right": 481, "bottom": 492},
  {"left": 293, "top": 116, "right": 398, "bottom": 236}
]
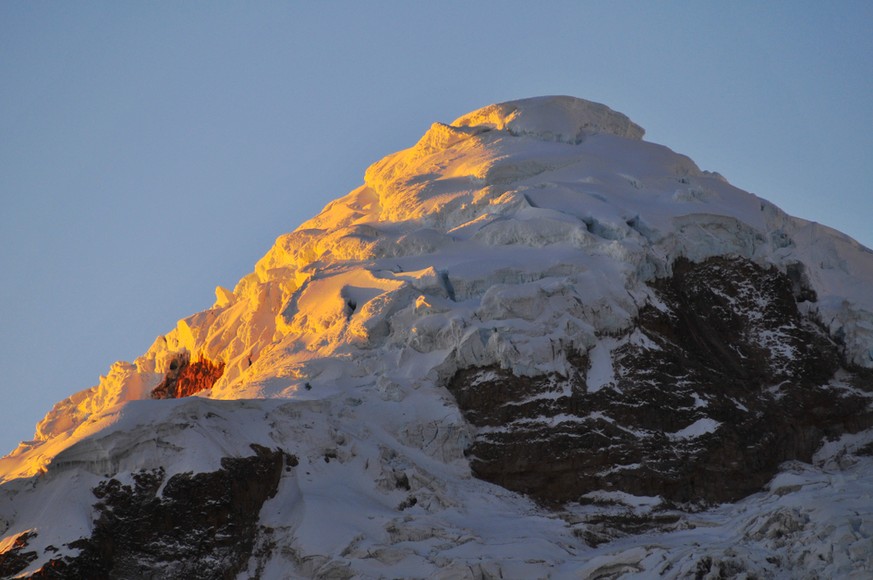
[{"left": 2, "top": 96, "right": 873, "bottom": 578}]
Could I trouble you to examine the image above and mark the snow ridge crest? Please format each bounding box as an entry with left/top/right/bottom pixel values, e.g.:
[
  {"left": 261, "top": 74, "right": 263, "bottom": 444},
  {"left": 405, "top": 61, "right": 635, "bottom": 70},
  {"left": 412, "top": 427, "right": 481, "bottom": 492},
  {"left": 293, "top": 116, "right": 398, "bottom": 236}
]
[{"left": 452, "top": 95, "right": 646, "bottom": 144}]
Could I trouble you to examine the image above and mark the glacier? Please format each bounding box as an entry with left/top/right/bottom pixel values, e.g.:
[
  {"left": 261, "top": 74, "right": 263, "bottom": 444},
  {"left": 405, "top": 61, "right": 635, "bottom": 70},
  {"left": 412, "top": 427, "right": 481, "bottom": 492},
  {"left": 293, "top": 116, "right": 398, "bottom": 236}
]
[{"left": 1, "top": 96, "right": 872, "bottom": 578}]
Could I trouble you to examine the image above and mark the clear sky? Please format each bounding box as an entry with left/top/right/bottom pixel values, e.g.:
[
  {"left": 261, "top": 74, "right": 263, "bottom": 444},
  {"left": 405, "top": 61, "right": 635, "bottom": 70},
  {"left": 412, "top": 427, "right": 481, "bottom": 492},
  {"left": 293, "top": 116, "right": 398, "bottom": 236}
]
[{"left": 1, "top": 2, "right": 872, "bottom": 454}]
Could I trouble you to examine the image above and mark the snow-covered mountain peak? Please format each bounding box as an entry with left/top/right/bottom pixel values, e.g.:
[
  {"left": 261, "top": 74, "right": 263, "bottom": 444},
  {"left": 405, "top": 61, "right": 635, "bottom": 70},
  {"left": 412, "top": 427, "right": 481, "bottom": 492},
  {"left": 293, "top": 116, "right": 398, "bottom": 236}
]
[
  {"left": 11, "top": 95, "right": 873, "bottom": 463},
  {"left": 3, "top": 96, "right": 873, "bottom": 578}
]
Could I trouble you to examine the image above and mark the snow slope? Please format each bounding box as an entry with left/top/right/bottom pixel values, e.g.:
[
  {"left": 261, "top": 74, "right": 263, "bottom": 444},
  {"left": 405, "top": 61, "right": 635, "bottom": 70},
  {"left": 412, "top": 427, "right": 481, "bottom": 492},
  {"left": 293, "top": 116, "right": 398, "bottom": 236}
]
[{"left": 2, "top": 96, "right": 873, "bottom": 577}]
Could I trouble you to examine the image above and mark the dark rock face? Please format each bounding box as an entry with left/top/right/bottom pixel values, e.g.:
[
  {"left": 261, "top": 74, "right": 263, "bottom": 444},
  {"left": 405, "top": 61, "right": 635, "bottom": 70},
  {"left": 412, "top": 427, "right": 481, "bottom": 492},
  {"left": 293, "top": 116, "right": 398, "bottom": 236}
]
[
  {"left": 151, "top": 353, "right": 225, "bottom": 399},
  {"left": 0, "top": 531, "right": 37, "bottom": 577},
  {"left": 26, "top": 445, "right": 293, "bottom": 579},
  {"left": 447, "top": 257, "right": 873, "bottom": 506}
]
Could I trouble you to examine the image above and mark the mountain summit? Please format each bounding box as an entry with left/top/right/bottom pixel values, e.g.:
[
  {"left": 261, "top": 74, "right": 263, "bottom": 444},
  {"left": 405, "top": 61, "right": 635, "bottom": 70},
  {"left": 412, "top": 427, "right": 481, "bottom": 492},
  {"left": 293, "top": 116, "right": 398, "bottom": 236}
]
[
  {"left": 451, "top": 95, "right": 645, "bottom": 142},
  {"left": 2, "top": 96, "right": 873, "bottom": 578}
]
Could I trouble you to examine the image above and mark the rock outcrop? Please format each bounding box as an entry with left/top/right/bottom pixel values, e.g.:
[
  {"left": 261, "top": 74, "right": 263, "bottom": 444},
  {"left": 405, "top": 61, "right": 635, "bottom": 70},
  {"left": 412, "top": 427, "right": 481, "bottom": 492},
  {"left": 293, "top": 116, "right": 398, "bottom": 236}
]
[
  {"left": 151, "top": 353, "right": 225, "bottom": 400},
  {"left": 20, "top": 446, "right": 292, "bottom": 579},
  {"left": 448, "top": 256, "right": 873, "bottom": 505},
  {"left": 0, "top": 532, "right": 37, "bottom": 578}
]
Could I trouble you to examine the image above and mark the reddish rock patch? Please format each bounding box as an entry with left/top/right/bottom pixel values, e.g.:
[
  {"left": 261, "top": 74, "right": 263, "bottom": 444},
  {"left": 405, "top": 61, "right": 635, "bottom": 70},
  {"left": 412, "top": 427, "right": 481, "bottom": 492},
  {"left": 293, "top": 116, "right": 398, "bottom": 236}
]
[{"left": 151, "top": 353, "right": 225, "bottom": 399}]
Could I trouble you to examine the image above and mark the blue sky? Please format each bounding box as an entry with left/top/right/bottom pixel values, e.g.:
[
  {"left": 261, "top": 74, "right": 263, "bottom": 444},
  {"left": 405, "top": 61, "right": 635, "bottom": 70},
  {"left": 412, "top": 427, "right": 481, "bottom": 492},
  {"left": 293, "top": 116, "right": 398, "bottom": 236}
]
[{"left": 1, "top": 2, "right": 872, "bottom": 453}]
